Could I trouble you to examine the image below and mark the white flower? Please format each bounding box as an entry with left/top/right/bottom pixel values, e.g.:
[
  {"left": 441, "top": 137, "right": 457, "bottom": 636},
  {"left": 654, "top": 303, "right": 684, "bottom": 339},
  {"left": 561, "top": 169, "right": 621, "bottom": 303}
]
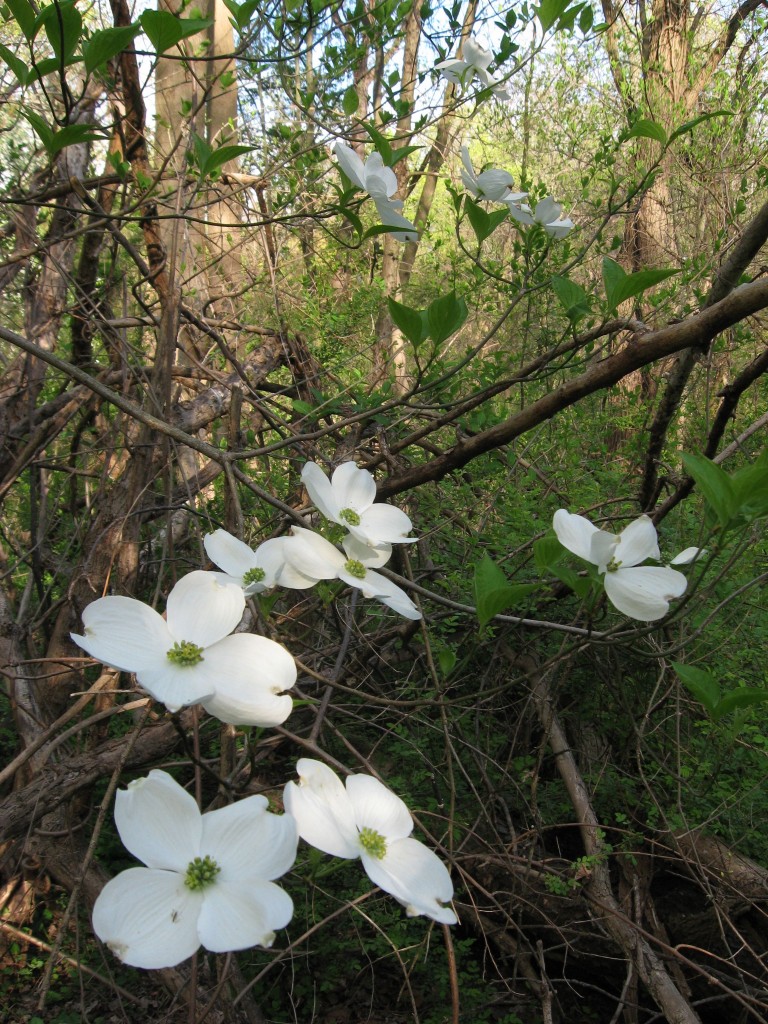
[
  {"left": 373, "top": 197, "right": 419, "bottom": 242},
  {"left": 284, "top": 759, "right": 456, "bottom": 925},
  {"left": 435, "top": 37, "right": 509, "bottom": 100},
  {"left": 92, "top": 770, "right": 297, "bottom": 969},
  {"left": 71, "top": 570, "right": 296, "bottom": 724},
  {"left": 334, "top": 142, "right": 418, "bottom": 242},
  {"left": 553, "top": 510, "right": 688, "bottom": 621},
  {"left": 283, "top": 528, "right": 421, "bottom": 620},
  {"left": 669, "top": 546, "right": 705, "bottom": 565},
  {"left": 204, "top": 529, "right": 294, "bottom": 595},
  {"left": 460, "top": 146, "right": 527, "bottom": 204},
  {"left": 532, "top": 196, "right": 574, "bottom": 238},
  {"left": 302, "top": 461, "right": 415, "bottom": 546}
]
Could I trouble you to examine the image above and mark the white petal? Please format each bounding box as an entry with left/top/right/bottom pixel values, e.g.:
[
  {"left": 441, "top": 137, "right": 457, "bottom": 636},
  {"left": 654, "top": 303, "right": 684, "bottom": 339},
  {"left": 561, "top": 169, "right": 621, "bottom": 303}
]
[
  {"left": 356, "top": 503, "right": 415, "bottom": 545},
  {"left": 284, "top": 527, "right": 344, "bottom": 580},
  {"left": 361, "top": 837, "right": 456, "bottom": 924},
  {"left": 331, "top": 462, "right": 377, "bottom": 513},
  {"left": 460, "top": 146, "right": 476, "bottom": 187},
  {"left": 200, "top": 634, "right": 295, "bottom": 727},
  {"left": 342, "top": 534, "right": 392, "bottom": 568},
  {"left": 283, "top": 759, "right": 360, "bottom": 859},
  {"left": 204, "top": 529, "right": 259, "bottom": 579},
  {"left": 463, "top": 37, "right": 492, "bottom": 70},
  {"left": 475, "top": 169, "right": 514, "bottom": 202},
  {"left": 202, "top": 797, "right": 298, "bottom": 882},
  {"left": 552, "top": 510, "right": 599, "bottom": 563},
  {"left": 590, "top": 529, "right": 618, "bottom": 573},
  {"left": 434, "top": 58, "right": 467, "bottom": 84},
  {"left": 198, "top": 880, "right": 293, "bottom": 952},
  {"left": 334, "top": 141, "right": 366, "bottom": 189},
  {"left": 253, "top": 537, "right": 292, "bottom": 588},
  {"left": 134, "top": 660, "right": 217, "bottom": 712},
  {"left": 352, "top": 570, "right": 421, "bottom": 619},
  {"left": 374, "top": 199, "right": 418, "bottom": 242},
  {"left": 165, "top": 571, "right": 244, "bottom": 648},
  {"left": 545, "top": 217, "right": 574, "bottom": 239},
  {"left": 670, "top": 546, "right": 705, "bottom": 565},
  {"left": 346, "top": 774, "right": 413, "bottom": 840},
  {"left": 535, "top": 197, "right": 562, "bottom": 224},
  {"left": 115, "top": 770, "right": 202, "bottom": 870},
  {"left": 301, "top": 461, "right": 341, "bottom": 520},
  {"left": 71, "top": 596, "right": 172, "bottom": 672},
  {"left": 604, "top": 566, "right": 688, "bottom": 620},
  {"left": 613, "top": 515, "right": 660, "bottom": 567},
  {"left": 92, "top": 867, "right": 202, "bottom": 969},
  {"left": 363, "top": 153, "right": 398, "bottom": 200},
  {"left": 505, "top": 201, "right": 534, "bottom": 225}
]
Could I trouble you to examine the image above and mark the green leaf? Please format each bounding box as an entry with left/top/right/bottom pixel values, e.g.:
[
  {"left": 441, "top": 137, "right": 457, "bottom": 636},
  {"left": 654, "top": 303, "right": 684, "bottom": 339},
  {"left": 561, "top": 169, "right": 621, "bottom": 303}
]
[
  {"left": 681, "top": 452, "right": 737, "bottom": 527},
  {"left": 436, "top": 647, "right": 457, "bottom": 677},
  {"left": 46, "top": 123, "right": 105, "bottom": 156},
  {"left": 730, "top": 448, "right": 768, "bottom": 523},
  {"left": 668, "top": 110, "right": 732, "bottom": 144},
  {"left": 140, "top": 10, "right": 212, "bottom": 54},
  {"left": 38, "top": 1, "right": 82, "bottom": 63},
  {"left": 82, "top": 23, "right": 140, "bottom": 74},
  {"left": 535, "top": 0, "right": 571, "bottom": 32},
  {"left": 713, "top": 688, "right": 768, "bottom": 722},
  {"left": 5, "top": 0, "right": 36, "bottom": 40},
  {"left": 672, "top": 662, "right": 720, "bottom": 714},
  {"left": 602, "top": 256, "right": 679, "bottom": 312},
  {"left": 362, "top": 122, "right": 392, "bottom": 165},
  {"left": 221, "top": 0, "right": 261, "bottom": 32},
  {"left": 342, "top": 84, "right": 359, "bottom": 115},
  {"left": 203, "top": 143, "right": 254, "bottom": 175},
  {"left": 292, "top": 399, "right": 314, "bottom": 416},
  {"left": 533, "top": 534, "right": 565, "bottom": 572},
  {"left": 473, "top": 554, "right": 537, "bottom": 628},
  {"left": 107, "top": 150, "right": 130, "bottom": 180},
  {"left": 24, "top": 110, "right": 54, "bottom": 153},
  {"left": 625, "top": 119, "right": 667, "bottom": 146},
  {"left": 552, "top": 564, "right": 592, "bottom": 597},
  {"left": 389, "top": 144, "right": 422, "bottom": 167},
  {"left": 0, "top": 41, "right": 29, "bottom": 83},
  {"left": 551, "top": 275, "right": 590, "bottom": 323},
  {"left": 388, "top": 297, "right": 427, "bottom": 346},
  {"left": 578, "top": 4, "right": 593, "bottom": 32},
  {"left": 464, "top": 196, "right": 508, "bottom": 243},
  {"left": 426, "top": 291, "right": 468, "bottom": 345}
]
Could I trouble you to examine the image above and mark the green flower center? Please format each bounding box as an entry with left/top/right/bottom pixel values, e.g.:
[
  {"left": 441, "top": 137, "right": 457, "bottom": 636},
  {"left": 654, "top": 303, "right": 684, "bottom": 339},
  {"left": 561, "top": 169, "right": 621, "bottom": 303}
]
[
  {"left": 358, "top": 827, "right": 387, "bottom": 860},
  {"left": 166, "top": 640, "right": 204, "bottom": 666},
  {"left": 243, "top": 566, "right": 266, "bottom": 585},
  {"left": 605, "top": 557, "right": 622, "bottom": 573},
  {"left": 184, "top": 855, "right": 221, "bottom": 891},
  {"left": 344, "top": 559, "right": 367, "bottom": 580},
  {"left": 340, "top": 508, "right": 361, "bottom": 527}
]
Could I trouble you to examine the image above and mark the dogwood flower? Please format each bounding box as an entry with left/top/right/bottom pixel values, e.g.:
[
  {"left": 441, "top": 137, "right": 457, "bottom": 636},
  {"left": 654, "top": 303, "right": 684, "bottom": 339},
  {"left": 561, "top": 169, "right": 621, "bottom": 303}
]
[
  {"left": 284, "top": 759, "right": 456, "bottom": 924},
  {"left": 460, "top": 146, "right": 527, "bottom": 204},
  {"left": 435, "top": 37, "right": 509, "bottom": 100},
  {"left": 669, "top": 546, "right": 705, "bottom": 565},
  {"left": 71, "top": 570, "right": 296, "bottom": 724},
  {"left": 92, "top": 770, "right": 297, "bottom": 968},
  {"left": 282, "top": 528, "right": 421, "bottom": 619},
  {"left": 553, "top": 510, "right": 688, "bottom": 621},
  {"left": 302, "top": 461, "right": 415, "bottom": 546},
  {"left": 334, "top": 142, "right": 417, "bottom": 242},
  {"left": 204, "top": 529, "right": 292, "bottom": 595},
  {"left": 532, "top": 196, "right": 574, "bottom": 238}
]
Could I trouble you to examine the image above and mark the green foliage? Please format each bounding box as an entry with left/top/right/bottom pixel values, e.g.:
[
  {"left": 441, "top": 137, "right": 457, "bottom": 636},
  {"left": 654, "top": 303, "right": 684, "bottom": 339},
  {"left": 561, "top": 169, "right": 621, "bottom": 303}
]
[
  {"left": 139, "top": 10, "right": 212, "bottom": 54},
  {"left": 601, "top": 256, "right": 680, "bottom": 313}
]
